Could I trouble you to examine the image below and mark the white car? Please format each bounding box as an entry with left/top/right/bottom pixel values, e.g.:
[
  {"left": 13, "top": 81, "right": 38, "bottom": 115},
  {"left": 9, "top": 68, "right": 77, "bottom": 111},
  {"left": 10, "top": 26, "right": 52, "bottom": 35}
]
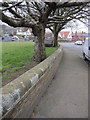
[
  {"left": 11, "top": 36, "right": 19, "bottom": 41},
  {"left": 75, "top": 40, "right": 82, "bottom": 45},
  {"left": 83, "top": 38, "right": 90, "bottom": 61}
]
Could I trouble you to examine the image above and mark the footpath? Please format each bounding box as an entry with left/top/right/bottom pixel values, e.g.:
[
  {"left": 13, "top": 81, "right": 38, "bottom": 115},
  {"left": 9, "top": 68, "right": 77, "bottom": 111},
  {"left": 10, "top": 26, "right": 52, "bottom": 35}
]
[{"left": 32, "top": 47, "right": 88, "bottom": 118}]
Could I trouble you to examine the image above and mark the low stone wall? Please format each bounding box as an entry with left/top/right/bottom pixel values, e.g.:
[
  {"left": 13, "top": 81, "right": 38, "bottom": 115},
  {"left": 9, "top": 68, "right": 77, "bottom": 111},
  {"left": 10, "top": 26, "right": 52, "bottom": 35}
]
[{"left": 1, "top": 46, "right": 63, "bottom": 119}]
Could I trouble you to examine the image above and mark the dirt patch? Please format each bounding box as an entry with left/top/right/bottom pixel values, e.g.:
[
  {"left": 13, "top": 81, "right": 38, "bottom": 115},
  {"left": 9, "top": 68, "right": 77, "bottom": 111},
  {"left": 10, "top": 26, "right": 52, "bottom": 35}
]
[{"left": 2, "top": 62, "right": 38, "bottom": 87}]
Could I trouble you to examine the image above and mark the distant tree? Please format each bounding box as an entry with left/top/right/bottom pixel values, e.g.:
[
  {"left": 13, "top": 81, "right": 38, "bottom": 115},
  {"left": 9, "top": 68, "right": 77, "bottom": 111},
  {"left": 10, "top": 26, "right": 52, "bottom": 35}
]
[
  {"left": 47, "top": 4, "right": 89, "bottom": 47},
  {"left": 0, "top": 1, "right": 90, "bottom": 61},
  {"left": 9, "top": 34, "right": 13, "bottom": 36}
]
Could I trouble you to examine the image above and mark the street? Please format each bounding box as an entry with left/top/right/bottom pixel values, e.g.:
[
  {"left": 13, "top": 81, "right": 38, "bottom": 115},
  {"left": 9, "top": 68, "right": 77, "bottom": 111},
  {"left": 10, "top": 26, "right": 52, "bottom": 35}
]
[
  {"left": 59, "top": 42, "right": 90, "bottom": 67},
  {"left": 32, "top": 43, "right": 88, "bottom": 118},
  {"left": 59, "top": 42, "right": 83, "bottom": 57}
]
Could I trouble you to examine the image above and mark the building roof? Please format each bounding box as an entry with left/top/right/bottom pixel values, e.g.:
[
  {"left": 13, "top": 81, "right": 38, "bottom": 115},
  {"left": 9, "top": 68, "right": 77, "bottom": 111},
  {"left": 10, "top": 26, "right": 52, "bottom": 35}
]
[{"left": 60, "top": 31, "right": 70, "bottom": 38}]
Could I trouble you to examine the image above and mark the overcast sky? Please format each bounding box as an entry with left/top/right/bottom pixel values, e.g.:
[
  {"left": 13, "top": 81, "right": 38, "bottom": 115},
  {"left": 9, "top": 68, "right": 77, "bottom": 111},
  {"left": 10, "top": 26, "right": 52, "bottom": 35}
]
[
  {"left": 1, "top": 19, "right": 88, "bottom": 33},
  {"left": 63, "top": 20, "right": 88, "bottom": 33},
  {"left": 46, "top": 20, "right": 88, "bottom": 33}
]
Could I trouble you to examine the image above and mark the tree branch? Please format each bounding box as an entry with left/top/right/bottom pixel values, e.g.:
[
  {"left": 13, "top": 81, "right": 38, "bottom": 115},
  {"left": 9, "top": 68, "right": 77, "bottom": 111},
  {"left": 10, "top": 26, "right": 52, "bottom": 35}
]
[
  {"left": 26, "top": 1, "right": 39, "bottom": 21},
  {"left": 57, "top": 1, "right": 90, "bottom": 8},
  {"left": 2, "top": 1, "right": 23, "bottom": 11},
  {"left": 2, "top": 2, "right": 22, "bottom": 18},
  {"left": 1, "top": 12, "right": 35, "bottom": 28}
]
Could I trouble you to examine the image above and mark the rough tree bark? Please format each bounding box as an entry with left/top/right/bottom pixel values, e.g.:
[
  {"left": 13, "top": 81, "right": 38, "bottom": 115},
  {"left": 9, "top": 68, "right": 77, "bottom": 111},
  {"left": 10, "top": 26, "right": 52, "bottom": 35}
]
[
  {"left": 50, "top": 24, "right": 65, "bottom": 47},
  {"left": 33, "top": 24, "right": 46, "bottom": 62},
  {"left": 53, "top": 24, "right": 58, "bottom": 47},
  {"left": 53, "top": 32, "right": 58, "bottom": 47}
]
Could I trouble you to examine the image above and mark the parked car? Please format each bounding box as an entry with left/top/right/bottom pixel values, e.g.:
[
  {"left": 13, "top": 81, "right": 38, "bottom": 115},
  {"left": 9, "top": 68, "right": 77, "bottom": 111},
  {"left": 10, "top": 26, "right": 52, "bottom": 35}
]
[
  {"left": 83, "top": 37, "right": 90, "bottom": 61},
  {"left": 2, "top": 35, "right": 11, "bottom": 42},
  {"left": 75, "top": 40, "right": 82, "bottom": 45},
  {"left": 24, "top": 38, "right": 29, "bottom": 41},
  {"left": 11, "top": 36, "right": 19, "bottom": 41},
  {"left": 45, "top": 40, "right": 53, "bottom": 47}
]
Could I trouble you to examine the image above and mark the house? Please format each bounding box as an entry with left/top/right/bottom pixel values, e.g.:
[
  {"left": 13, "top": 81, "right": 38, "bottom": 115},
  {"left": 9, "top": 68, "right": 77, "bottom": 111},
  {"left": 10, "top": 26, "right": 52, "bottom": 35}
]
[
  {"left": 72, "top": 31, "right": 86, "bottom": 41},
  {"left": 26, "top": 28, "right": 34, "bottom": 37},
  {"left": 58, "top": 31, "right": 72, "bottom": 40},
  {"left": 17, "top": 28, "right": 34, "bottom": 37},
  {"left": 17, "top": 28, "right": 26, "bottom": 35}
]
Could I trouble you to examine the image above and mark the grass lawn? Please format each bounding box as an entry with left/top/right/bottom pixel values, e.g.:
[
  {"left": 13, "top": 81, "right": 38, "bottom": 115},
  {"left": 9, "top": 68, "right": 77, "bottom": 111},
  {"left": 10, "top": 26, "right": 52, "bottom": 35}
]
[{"left": 2, "top": 41, "right": 57, "bottom": 85}]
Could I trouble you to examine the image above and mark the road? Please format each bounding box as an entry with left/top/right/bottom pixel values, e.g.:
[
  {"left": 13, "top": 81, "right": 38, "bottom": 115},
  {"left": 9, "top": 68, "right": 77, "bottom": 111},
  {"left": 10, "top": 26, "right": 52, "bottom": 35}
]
[
  {"left": 59, "top": 42, "right": 83, "bottom": 57},
  {"left": 59, "top": 42, "right": 90, "bottom": 67},
  {"left": 32, "top": 42, "right": 88, "bottom": 118}
]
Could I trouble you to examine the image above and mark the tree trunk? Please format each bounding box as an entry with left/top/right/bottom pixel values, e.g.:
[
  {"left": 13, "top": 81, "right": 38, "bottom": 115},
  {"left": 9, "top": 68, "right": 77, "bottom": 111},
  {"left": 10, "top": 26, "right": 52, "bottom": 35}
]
[
  {"left": 53, "top": 32, "right": 58, "bottom": 47},
  {"left": 33, "top": 25, "right": 46, "bottom": 62}
]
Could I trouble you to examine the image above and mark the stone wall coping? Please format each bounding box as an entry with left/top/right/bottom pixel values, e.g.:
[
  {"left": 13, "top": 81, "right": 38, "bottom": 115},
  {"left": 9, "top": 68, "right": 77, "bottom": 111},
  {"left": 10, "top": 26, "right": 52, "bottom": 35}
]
[{"left": 0, "top": 46, "right": 62, "bottom": 117}]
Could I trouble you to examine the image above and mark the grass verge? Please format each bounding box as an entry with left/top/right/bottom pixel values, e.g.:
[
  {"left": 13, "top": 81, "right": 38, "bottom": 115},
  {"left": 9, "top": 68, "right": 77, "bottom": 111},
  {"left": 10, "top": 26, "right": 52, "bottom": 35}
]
[{"left": 2, "top": 41, "right": 57, "bottom": 86}]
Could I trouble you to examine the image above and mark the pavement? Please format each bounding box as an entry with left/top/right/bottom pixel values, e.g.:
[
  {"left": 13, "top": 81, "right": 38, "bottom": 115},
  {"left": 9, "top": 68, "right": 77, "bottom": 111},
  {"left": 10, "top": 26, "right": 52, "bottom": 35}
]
[{"left": 32, "top": 45, "right": 88, "bottom": 118}]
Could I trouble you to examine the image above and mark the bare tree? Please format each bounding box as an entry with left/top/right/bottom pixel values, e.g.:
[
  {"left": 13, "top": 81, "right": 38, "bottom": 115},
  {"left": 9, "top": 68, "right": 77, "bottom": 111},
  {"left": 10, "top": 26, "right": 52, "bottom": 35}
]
[
  {"left": 47, "top": 4, "right": 89, "bottom": 47},
  {"left": 0, "top": 1, "right": 90, "bottom": 61}
]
